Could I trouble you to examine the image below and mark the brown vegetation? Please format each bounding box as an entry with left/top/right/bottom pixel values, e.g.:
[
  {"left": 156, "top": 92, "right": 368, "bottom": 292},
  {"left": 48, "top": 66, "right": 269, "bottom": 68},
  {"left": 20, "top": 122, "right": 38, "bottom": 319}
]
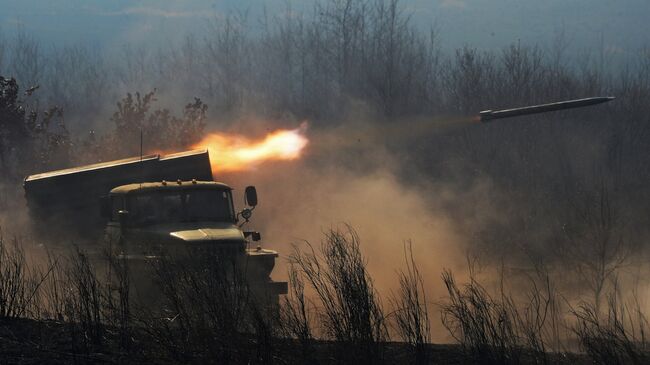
[
  {"left": 0, "top": 226, "right": 645, "bottom": 364},
  {"left": 0, "top": 0, "right": 648, "bottom": 363}
]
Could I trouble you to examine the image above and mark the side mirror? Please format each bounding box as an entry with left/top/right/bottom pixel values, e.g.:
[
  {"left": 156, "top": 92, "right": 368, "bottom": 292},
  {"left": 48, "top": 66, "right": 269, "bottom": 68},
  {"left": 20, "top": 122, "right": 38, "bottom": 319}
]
[{"left": 245, "top": 186, "right": 258, "bottom": 207}]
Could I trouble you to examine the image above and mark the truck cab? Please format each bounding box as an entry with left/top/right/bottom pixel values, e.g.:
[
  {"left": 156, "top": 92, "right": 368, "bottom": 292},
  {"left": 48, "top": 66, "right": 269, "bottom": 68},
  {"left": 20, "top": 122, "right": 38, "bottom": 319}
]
[
  {"left": 106, "top": 181, "right": 241, "bottom": 250},
  {"left": 105, "top": 180, "right": 287, "bottom": 303}
]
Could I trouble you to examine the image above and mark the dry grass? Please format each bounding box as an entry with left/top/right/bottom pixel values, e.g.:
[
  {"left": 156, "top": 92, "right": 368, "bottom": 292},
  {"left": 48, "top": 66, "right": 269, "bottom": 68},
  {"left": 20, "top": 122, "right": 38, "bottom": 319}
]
[
  {"left": 440, "top": 266, "right": 560, "bottom": 365},
  {"left": 142, "top": 247, "right": 276, "bottom": 363},
  {"left": 0, "top": 229, "right": 647, "bottom": 365},
  {"left": 389, "top": 241, "right": 431, "bottom": 364},
  {"left": 0, "top": 234, "right": 49, "bottom": 320},
  {"left": 571, "top": 288, "right": 650, "bottom": 365},
  {"left": 279, "top": 263, "right": 316, "bottom": 363},
  {"left": 289, "top": 225, "right": 388, "bottom": 363}
]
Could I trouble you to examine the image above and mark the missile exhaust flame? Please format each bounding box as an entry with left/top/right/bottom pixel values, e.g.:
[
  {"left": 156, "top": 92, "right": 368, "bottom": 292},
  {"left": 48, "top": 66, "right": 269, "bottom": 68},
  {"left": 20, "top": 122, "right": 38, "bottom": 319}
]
[{"left": 192, "top": 122, "right": 309, "bottom": 173}]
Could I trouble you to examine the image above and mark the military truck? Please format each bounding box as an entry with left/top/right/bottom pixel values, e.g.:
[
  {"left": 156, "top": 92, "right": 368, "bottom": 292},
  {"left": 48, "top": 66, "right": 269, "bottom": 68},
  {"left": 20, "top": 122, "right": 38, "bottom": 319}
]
[{"left": 23, "top": 149, "right": 287, "bottom": 305}]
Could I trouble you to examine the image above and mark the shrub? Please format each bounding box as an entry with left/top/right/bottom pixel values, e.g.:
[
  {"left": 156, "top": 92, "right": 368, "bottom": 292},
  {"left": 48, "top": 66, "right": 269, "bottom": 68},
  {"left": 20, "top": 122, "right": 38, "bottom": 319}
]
[
  {"left": 572, "top": 291, "right": 650, "bottom": 365},
  {"left": 290, "top": 225, "right": 388, "bottom": 363},
  {"left": 390, "top": 241, "right": 431, "bottom": 364}
]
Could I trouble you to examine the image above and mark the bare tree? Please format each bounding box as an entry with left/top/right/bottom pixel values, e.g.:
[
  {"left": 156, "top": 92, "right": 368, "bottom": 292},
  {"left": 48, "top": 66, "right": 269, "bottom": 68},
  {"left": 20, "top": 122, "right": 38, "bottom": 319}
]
[
  {"left": 0, "top": 32, "right": 6, "bottom": 75},
  {"left": 560, "top": 180, "right": 629, "bottom": 312},
  {"left": 9, "top": 30, "right": 43, "bottom": 89},
  {"left": 205, "top": 12, "right": 251, "bottom": 112}
]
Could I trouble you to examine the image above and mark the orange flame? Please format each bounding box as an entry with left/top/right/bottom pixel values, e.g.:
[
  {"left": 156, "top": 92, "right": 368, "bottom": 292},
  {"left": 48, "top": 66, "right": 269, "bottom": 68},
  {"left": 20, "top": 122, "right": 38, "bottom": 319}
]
[{"left": 191, "top": 122, "right": 309, "bottom": 172}]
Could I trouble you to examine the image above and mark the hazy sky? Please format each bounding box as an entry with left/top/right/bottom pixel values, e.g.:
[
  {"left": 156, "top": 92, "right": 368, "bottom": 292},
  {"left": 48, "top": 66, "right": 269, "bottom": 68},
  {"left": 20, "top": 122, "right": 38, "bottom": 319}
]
[{"left": 1, "top": 0, "right": 648, "bottom": 57}]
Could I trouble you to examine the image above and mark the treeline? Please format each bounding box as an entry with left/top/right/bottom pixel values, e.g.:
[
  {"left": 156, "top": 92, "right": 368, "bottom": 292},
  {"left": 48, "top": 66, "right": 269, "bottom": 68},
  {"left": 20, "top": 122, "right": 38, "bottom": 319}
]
[
  {"left": 0, "top": 81, "right": 208, "bottom": 180},
  {"left": 0, "top": 1, "right": 649, "bottom": 124},
  {"left": 0, "top": 0, "right": 649, "bottom": 330}
]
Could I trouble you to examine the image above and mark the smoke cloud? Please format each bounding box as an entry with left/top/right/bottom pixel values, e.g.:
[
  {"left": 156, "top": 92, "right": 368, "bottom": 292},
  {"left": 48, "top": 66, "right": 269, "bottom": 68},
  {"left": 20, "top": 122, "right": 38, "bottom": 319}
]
[{"left": 217, "top": 117, "right": 505, "bottom": 340}]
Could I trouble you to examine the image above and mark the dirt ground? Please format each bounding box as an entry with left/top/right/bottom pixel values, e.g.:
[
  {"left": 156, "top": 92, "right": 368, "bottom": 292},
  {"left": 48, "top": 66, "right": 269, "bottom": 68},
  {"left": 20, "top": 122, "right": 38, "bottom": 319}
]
[{"left": 0, "top": 318, "right": 590, "bottom": 364}]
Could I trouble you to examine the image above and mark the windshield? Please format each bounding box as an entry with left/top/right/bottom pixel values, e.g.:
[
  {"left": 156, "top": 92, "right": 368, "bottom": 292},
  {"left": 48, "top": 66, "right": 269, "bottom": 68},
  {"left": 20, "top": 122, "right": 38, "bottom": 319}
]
[{"left": 128, "top": 189, "right": 234, "bottom": 225}]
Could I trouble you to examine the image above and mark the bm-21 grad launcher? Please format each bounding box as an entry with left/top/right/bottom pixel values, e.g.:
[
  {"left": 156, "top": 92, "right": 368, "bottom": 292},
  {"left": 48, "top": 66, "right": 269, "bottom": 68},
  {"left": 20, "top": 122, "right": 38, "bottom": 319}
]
[{"left": 24, "top": 149, "right": 287, "bottom": 309}]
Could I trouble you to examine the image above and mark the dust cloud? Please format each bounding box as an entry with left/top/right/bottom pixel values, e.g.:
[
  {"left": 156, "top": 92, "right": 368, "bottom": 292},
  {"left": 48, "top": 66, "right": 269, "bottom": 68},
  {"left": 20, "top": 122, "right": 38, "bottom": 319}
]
[{"left": 220, "top": 119, "right": 484, "bottom": 305}]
